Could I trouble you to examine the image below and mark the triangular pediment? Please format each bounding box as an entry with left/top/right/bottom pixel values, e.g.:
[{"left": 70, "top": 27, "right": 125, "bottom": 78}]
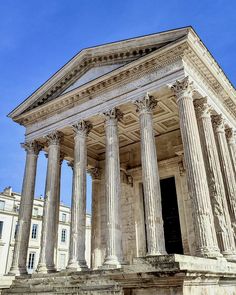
[
  {"left": 9, "top": 27, "right": 191, "bottom": 120},
  {"left": 62, "top": 63, "right": 127, "bottom": 94}
]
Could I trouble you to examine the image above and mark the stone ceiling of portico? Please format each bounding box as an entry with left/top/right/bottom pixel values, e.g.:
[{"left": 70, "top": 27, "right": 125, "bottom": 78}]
[{"left": 56, "top": 93, "right": 180, "bottom": 161}]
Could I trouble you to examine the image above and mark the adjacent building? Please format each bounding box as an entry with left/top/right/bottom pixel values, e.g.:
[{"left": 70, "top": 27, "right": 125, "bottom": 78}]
[{"left": 0, "top": 186, "right": 91, "bottom": 275}]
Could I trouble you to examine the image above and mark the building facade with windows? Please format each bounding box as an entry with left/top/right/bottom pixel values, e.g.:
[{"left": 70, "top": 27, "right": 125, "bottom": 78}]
[{"left": 0, "top": 186, "right": 91, "bottom": 275}]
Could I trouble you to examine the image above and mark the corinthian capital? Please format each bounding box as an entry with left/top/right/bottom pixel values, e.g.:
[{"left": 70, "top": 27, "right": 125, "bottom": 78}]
[
  {"left": 225, "top": 128, "right": 236, "bottom": 144},
  {"left": 193, "top": 97, "right": 212, "bottom": 119},
  {"left": 135, "top": 93, "right": 157, "bottom": 114},
  {"left": 171, "top": 77, "right": 193, "bottom": 101},
  {"left": 72, "top": 120, "right": 93, "bottom": 137},
  {"left": 87, "top": 167, "right": 101, "bottom": 180},
  {"left": 103, "top": 108, "right": 123, "bottom": 121},
  {"left": 21, "top": 140, "right": 42, "bottom": 155},
  {"left": 45, "top": 131, "right": 62, "bottom": 145},
  {"left": 211, "top": 114, "right": 225, "bottom": 133}
]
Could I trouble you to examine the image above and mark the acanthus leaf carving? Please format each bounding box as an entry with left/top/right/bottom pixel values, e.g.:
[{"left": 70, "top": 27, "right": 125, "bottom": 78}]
[{"left": 135, "top": 92, "right": 157, "bottom": 113}]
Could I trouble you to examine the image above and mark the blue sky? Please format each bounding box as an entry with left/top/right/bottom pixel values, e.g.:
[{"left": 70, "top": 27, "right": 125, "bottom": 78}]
[{"left": 0, "top": 0, "right": 235, "bottom": 212}]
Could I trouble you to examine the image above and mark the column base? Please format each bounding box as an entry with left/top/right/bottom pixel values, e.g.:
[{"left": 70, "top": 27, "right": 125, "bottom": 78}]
[
  {"left": 8, "top": 266, "right": 27, "bottom": 276},
  {"left": 223, "top": 252, "right": 236, "bottom": 262},
  {"left": 146, "top": 250, "right": 167, "bottom": 257},
  {"left": 36, "top": 263, "right": 56, "bottom": 274},
  {"left": 66, "top": 260, "right": 88, "bottom": 271},
  {"left": 196, "top": 247, "right": 222, "bottom": 258},
  {"left": 102, "top": 255, "right": 123, "bottom": 269}
]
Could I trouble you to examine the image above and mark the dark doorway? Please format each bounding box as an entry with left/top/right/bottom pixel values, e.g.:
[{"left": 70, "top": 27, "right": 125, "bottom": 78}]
[{"left": 160, "top": 177, "right": 183, "bottom": 254}]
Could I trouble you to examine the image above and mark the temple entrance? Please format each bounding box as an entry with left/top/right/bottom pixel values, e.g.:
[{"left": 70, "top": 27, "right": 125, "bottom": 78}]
[{"left": 160, "top": 177, "right": 183, "bottom": 254}]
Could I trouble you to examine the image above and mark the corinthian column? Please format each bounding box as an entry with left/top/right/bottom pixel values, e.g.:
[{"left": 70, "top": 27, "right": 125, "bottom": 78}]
[
  {"left": 171, "top": 77, "right": 220, "bottom": 258},
  {"left": 225, "top": 128, "right": 236, "bottom": 177},
  {"left": 194, "top": 98, "right": 236, "bottom": 259},
  {"left": 88, "top": 167, "right": 102, "bottom": 269},
  {"left": 103, "top": 108, "right": 123, "bottom": 268},
  {"left": 37, "top": 131, "right": 62, "bottom": 273},
  {"left": 67, "top": 120, "right": 92, "bottom": 270},
  {"left": 212, "top": 115, "right": 236, "bottom": 237},
  {"left": 135, "top": 94, "right": 166, "bottom": 256},
  {"left": 9, "top": 141, "right": 42, "bottom": 275}
]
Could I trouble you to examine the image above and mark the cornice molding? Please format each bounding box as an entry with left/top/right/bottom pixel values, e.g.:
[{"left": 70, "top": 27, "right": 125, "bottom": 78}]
[
  {"left": 15, "top": 40, "right": 188, "bottom": 126},
  {"left": 12, "top": 31, "right": 236, "bottom": 128}
]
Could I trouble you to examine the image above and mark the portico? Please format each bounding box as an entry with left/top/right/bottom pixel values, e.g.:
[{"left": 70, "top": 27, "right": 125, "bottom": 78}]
[{"left": 5, "top": 27, "right": 236, "bottom": 294}]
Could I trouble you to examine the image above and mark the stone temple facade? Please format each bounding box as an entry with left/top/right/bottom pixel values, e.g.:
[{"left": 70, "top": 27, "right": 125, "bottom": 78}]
[{"left": 3, "top": 27, "right": 236, "bottom": 294}]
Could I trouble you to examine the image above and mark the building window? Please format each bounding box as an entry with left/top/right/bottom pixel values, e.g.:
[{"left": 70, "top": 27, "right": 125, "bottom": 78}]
[
  {"left": 31, "top": 224, "right": 38, "bottom": 239},
  {"left": 14, "top": 223, "right": 19, "bottom": 239},
  {"left": 59, "top": 253, "right": 66, "bottom": 269},
  {"left": 33, "top": 207, "right": 38, "bottom": 216},
  {"left": 0, "top": 221, "right": 3, "bottom": 239},
  {"left": 28, "top": 252, "right": 36, "bottom": 269},
  {"left": 0, "top": 200, "right": 5, "bottom": 210},
  {"left": 62, "top": 213, "right": 66, "bottom": 222},
  {"left": 61, "top": 229, "right": 66, "bottom": 243}
]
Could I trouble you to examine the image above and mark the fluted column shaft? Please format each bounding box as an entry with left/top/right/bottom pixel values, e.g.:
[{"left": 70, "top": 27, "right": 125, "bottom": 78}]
[
  {"left": 226, "top": 128, "right": 236, "bottom": 178},
  {"left": 54, "top": 154, "right": 64, "bottom": 268},
  {"left": 88, "top": 168, "right": 102, "bottom": 269},
  {"left": 67, "top": 120, "right": 92, "bottom": 270},
  {"left": 172, "top": 78, "right": 220, "bottom": 257},
  {"left": 103, "top": 108, "right": 123, "bottom": 268},
  {"left": 212, "top": 115, "right": 236, "bottom": 237},
  {"left": 9, "top": 141, "right": 41, "bottom": 275},
  {"left": 194, "top": 98, "right": 236, "bottom": 259},
  {"left": 135, "top": 94, "right": 166, "bottom": 256},
  {"left": 37, "top": 132, "right": 61, "bottom": 273}
]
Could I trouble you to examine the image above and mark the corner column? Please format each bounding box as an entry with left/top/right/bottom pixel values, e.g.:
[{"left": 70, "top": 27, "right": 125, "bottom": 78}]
[
  {"left": 9, "top": 141, "right": 41, "bottom": 275},
  {"left": 88, "top": 167, "right": 102, "bottom": 269},
  {"left": 37, "top": 131, "right": 62, "bottom": 273},
  {"left": 135, "top": 94, "right": 166, "bottom": 256},
  {"left": 194, "top": 98, "right": 236, "bottom": 259},
  {"left": 67, "top": 120, "right": 92, "bottom": 270},
  {"left": 171, "top": 77, "right": 220, "bottom": 257},
  {"left": 103, "top": 108, "right": 123, "bottom": 268},
  {"left": 212, "top": 115, "right": 236, "bottom": 237}
]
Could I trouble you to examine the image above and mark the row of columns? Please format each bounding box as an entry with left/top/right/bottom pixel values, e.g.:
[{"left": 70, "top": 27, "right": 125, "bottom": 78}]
[{"left": 9, "top": 76, "right": 236, "bottom": 275}]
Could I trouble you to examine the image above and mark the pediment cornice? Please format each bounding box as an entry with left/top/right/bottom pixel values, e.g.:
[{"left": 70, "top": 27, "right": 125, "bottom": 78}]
[
  {"left": 10, "top": 28, "right": 190, "bottom": 119},
  {"left": 9, "top": 27, "right": 236, "bottom": 126},
  {"left": 14, "top": 38, "right": 188, "bottom": 126}
]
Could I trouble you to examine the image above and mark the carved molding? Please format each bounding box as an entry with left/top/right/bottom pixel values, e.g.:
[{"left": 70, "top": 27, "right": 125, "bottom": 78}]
[
  {"left": 15, "top": 43, "right": 188, "bottom": 126},
  {"left": 194, "top": 97, "right": 212, "bottom": 118},
  {"left": 45, "top": 131, "right": 62, "bottom": 145},
  {"left": 135, "top": 93, "right": 157, "bottom": 113},
  {"left": 72, "top": 120, "right": 93, "bottom": 136},
  {"left": 103, "top": 107, "right": 123, "bottom": 121},
  {"left": 21, "top": 141, "right": 42, "bottom": 155}
]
